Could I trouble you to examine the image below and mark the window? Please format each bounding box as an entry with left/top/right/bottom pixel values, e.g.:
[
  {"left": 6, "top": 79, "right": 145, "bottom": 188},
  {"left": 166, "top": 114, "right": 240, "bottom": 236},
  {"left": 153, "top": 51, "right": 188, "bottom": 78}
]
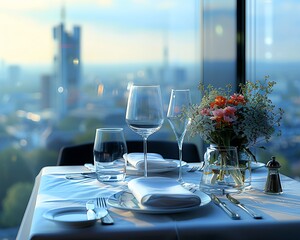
[
  {"left": 0, "top": 0, "right": 204, "bottom": 237},
  {"left": 202, "top": 0, "right": 237, "bottom": 89},
  {"left": 246, "top": 0, "right": 300, "bottom": 180},
  {"left": 4, "top": 1, "right": 293, "bottom": 238}
]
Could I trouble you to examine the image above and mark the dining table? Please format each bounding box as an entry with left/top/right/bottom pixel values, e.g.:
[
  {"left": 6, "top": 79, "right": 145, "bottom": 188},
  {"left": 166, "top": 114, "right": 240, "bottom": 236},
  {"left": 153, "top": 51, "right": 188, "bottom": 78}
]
[{"left": 17, "top": 161, "right": 300, "bottom": 240}]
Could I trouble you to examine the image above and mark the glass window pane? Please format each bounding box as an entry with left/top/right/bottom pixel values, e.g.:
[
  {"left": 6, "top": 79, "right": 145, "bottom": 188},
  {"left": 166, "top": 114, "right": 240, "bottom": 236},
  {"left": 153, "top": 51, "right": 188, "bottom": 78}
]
[
  {"left": 0, "top": 0, "right": 202, "bottom": 236},
  {"left": 203, "top": 0, "right": 237, "bottom": 89},
  {"left": 0, "top": 0, "right": 239, "bottom": 237},
  {"left": 247, "top": 0, "right": 300, "bottom": 179}
]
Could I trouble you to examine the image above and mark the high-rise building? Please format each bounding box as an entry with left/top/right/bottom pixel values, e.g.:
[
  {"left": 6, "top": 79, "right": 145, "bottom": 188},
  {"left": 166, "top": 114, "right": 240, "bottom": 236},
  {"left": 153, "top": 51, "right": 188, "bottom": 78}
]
[
  {"left": 8, "top": 65, "right": 21, "bottom": 86},
  {"left": 41, "top": 74, "right": 52, "bottom": 109},
  {"left": 52, "top": 23, "right": 81, "bottom": 118}
]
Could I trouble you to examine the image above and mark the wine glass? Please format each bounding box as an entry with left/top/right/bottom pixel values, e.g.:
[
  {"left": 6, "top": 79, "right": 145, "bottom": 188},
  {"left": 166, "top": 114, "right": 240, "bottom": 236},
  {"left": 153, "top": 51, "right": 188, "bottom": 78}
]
[
  {"left": 125, "top": 85, "right": 164, "bottom": 177},
  {"left": 167, "top": 89, "right": 191, "bottom": 183}
]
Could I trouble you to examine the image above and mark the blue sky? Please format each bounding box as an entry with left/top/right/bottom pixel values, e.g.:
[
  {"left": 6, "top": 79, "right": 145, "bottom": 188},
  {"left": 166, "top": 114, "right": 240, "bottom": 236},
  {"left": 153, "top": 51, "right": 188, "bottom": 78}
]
[
  {"left": 1, "top": 0, "right": 300, "bottom": 66},
  {"left": 0, "top": 0, "right": 200, "bottom": 65},
  {"left": 252, "top": 0, "right": 300, "bottom": 62}
]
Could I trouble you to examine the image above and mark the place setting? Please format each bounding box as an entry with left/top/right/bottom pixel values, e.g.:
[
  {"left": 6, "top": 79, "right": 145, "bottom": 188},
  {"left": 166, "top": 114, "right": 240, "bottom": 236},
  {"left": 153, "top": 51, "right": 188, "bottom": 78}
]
[
  {"left": 42, "top": 197, "right": 113, "bottom": 227},
  {"left": 41, "top": 86, "right": 202, "bottom": 229},
  {"left": 103, "top": 87, "right": 210, "bottom": 214},
  {"left": 43, "top": 205, "right": 100, "bottom": 228},
  {"left": 42, "top": 83, "right": 274, "bottom": 228},
  {"left": 19, "top": 81, "right": 300, "bottom": 240},
  {"left": 107, "top": 176, "right": 211, "bottom": 214}
]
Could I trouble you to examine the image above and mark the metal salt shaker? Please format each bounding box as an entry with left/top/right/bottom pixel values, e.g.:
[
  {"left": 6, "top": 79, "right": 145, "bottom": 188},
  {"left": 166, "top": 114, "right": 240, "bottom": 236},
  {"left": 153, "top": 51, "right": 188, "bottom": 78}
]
[{"left": 264, "top": 156, "right": 283, "bottom": 194}]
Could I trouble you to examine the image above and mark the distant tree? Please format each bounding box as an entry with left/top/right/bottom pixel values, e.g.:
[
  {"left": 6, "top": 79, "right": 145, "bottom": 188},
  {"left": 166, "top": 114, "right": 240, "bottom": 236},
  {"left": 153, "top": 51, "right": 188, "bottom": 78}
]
[
  {"left": 56, "top": 116, "right": 82, "bottom": 131},
  {"left": 257, "top": 149, "right": 292, "bottom": 177},
  {"left": 74, "top": 118, "right": 102, "bottom": 144},
  {"left": 84, "top": 118, "right": 102, "bottom": 130},
  {"left": 0, "top": 124, "right": 6, "bottom": 133},
  {"left": 0, "top": 148, "right": 33, "bottom": 203},
  {"left": 25, "top": 148, "right": 58, "bottom": 174},
  {"left": 0, "top": 182, "right": 33, "bottom": 227}
]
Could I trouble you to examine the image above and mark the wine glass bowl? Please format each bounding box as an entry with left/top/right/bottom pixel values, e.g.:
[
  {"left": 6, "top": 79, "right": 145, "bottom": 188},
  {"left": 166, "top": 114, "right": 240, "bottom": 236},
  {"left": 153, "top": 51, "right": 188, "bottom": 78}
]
[
  {"left": 167, "top": 89, "right": 191, "bottom": 183},
  {"left": 126, "top": 85, "right": 164, "bottom": 177}
]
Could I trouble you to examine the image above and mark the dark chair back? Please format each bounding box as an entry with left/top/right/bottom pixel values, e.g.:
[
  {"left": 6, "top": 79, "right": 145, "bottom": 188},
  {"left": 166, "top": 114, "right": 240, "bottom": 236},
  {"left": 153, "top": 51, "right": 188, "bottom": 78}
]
[{"left": 57, "top": 140, "right": 200, "bottom": 166}]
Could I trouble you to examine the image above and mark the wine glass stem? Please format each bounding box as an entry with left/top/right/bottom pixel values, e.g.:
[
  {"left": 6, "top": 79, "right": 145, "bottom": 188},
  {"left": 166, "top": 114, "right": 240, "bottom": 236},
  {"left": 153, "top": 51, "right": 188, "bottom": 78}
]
[
  {"left": 143, "top": 137, "right": 148, "bottom": 177},
  {"left": 178, "top": 144, "right": 183, "bottom": 183}
]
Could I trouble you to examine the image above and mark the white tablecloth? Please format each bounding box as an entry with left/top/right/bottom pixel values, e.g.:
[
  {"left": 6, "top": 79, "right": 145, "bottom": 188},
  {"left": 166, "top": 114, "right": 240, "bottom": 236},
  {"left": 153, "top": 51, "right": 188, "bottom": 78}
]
[{"left": 17, "top": 164, "right": 300, "bottom": 240}]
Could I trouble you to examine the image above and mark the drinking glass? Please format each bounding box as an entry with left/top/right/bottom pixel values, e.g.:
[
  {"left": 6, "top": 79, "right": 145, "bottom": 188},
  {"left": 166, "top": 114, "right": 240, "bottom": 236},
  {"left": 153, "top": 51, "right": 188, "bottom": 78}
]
[
  {"left": 167, "top": 89, "right": 191, "bottom": 183},
  {"left": 93, "top": 128, "right": 127, "bottom": 182},
  {"left": 126, "top": 85, "right": 164, "bottom": 177}
]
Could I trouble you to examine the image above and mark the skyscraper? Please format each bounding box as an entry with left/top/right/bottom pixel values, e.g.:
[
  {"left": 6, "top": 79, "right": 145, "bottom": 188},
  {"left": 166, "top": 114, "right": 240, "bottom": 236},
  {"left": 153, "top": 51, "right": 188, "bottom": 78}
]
[{"left": 52, "top": 22, "right": 81, "bottom": 118}]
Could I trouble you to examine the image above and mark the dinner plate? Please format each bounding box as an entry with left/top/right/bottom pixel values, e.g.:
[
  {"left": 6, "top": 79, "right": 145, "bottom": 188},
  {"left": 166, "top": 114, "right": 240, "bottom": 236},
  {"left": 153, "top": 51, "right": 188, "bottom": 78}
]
[
  {"left": 107, "top": 190, "right": 211, "bottom": 214},
  {"left": 126, "top": 159, "right": 187, "bottom": 175},
  {"left": 43, "top": 207, "right": 97, "bottom": 227},
  {"left": 251, "top": 161, "right": 265, "bottom": 170}
]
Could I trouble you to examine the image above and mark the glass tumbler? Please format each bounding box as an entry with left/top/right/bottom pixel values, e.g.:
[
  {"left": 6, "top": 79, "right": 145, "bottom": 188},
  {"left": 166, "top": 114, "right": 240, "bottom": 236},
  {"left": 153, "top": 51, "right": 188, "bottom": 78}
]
[{"left": 93, "top": 128, "right": 127, "bottom": 182}]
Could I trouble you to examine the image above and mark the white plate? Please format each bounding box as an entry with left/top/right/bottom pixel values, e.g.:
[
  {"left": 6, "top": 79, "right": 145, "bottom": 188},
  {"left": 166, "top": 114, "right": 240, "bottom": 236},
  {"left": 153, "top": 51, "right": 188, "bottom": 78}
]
[
  {"left": 126, "top": 159, "right": 187, "bottom": 175},
  {"left": 107, "top": 190, "right": 211, "bottom": 214},
  {"left": 43, "top": 207, "right": 97, "bottom": 227},
  {"left": 251, "top": 162, "right": 265, "bottom": 170}
]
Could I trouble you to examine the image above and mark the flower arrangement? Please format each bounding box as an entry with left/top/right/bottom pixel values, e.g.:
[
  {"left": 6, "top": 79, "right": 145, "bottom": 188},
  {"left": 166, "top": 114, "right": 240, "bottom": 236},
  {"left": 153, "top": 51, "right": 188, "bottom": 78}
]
[
  {"left": 189, "top": 76, "right": 284, "bottom": 157},
  {"left": 190, "top": 77, "right": 284, "bottom": 191}
]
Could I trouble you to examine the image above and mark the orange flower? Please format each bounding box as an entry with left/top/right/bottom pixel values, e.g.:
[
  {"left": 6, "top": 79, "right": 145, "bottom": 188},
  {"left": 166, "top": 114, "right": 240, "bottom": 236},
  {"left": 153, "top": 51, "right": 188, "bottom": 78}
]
[{"left": 210, "top": 96, "right": 227, "bottom": 108}]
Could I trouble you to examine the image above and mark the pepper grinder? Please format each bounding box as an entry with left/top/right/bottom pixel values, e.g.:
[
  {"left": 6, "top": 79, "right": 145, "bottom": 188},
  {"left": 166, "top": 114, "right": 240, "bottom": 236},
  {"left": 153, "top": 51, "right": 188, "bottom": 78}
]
[{"left": 264, "top": 156, "right": 283, "bottom": 194}]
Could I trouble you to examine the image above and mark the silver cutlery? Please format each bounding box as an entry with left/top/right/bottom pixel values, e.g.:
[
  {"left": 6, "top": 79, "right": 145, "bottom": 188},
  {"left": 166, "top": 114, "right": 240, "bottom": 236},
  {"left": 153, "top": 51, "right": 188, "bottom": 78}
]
[
  {"left": 96, "top": 197, "right": 114, "bottom": 225},
  {"left": 65, "top": 172, "right": 96, "bottom": 180},
  {"left": 187, "top": 162, "right": 205, "bottom": 172},
  {"left": 187, "top": 166, "right": 199, "bottom": 172},
  {"left": 226, "top": 194, "right": 262, "bottom": 219},
  {"left": 211, "top": 193, "right": 240, "bottom": 220},
  {"left": 186, "top": 184, "right": 199, "bottom": 193},
  {"left": 84, "top": 163, "right": 95, "bottom": 171},
  {"left": 199, "top": 161, "right": 205, "bottom": 171},
  {"left": 86, "top": 200, "right": 108, "bottom": 221}
]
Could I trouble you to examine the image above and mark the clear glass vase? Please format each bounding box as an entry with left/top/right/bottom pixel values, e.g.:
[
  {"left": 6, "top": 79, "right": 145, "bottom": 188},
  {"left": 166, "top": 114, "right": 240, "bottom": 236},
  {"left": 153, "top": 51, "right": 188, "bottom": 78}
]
[
  {"left": 237, "top": 149, "right": 252, "bottom": 190},
  {"left": 200, "top": 146, "right": 244, "bottom": 194}
]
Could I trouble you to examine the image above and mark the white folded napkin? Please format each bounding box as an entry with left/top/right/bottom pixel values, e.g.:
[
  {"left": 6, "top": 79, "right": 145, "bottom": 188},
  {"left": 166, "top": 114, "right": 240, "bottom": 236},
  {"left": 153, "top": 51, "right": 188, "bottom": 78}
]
[
  {"left": 126, "top": 153, "right": 177, "bottom": 171},
  {"left": 128, "top": 177, "right": 201, "bottom": 208}
]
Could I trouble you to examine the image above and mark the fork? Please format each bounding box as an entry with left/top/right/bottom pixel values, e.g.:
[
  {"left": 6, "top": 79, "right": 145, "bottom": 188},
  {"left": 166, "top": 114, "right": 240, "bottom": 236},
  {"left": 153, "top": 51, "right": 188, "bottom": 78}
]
[
  {"left": 187, "top": 166, "right": 199, "bottom": 172},
  {"left": 199, "top": 161, "right": 205, "bottom": 171},
  {"left": 97, "top": 197, "right": 114, "bottom": 225}
]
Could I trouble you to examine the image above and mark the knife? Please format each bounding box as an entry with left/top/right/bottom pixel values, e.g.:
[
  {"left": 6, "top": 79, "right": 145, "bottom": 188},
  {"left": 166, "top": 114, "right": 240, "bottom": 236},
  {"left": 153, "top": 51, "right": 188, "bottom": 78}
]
[
  {"left": 65, "top": 172, "right": 96, "bottom": 180},
  {"left": 226, "top": 194, "right": 262, "bottom": 219},
  {"left": 211, "top": 194, "right": 240, "bottom": 220}
]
